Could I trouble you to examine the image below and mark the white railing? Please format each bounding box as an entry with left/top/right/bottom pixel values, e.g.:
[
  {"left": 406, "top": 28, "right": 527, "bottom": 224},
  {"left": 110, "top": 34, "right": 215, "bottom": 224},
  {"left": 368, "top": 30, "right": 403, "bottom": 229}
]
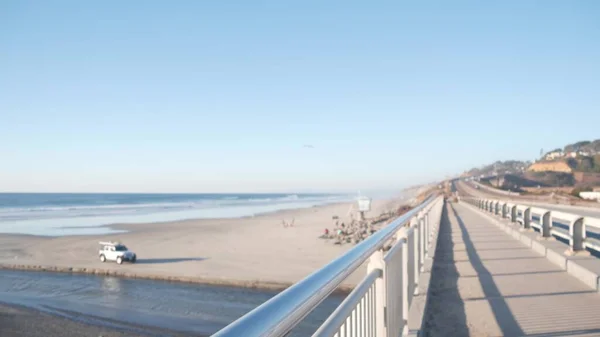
[
  {"left": 465, "top": 197, "right": 600, "bottom": 254},
  {"left": 213, "top": 195, "right": 445, "bottom": 337}
]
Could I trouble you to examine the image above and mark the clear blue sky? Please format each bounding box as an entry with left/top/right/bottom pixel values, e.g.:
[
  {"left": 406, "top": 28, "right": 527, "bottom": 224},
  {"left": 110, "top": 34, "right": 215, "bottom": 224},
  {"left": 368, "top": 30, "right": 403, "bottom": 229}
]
[{"left": 1, "top": 1, "right": 599, "bottom": 193}]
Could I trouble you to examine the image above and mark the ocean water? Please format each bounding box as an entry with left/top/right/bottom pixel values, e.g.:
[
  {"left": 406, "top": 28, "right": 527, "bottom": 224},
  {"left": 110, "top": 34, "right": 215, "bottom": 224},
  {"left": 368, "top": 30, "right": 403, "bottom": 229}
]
[{"left": 0, "top": 193, "right": 348, "bottom": 236}]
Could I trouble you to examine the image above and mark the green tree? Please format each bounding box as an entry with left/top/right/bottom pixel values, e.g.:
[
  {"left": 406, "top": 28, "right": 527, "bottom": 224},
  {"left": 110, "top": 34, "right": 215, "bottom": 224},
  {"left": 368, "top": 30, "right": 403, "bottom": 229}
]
[
  {"left": 579, "top": 157, "right": 594, "bottom": 172},
  {"left": 565, "top": 140, "right": 591, "bottom": 153}
]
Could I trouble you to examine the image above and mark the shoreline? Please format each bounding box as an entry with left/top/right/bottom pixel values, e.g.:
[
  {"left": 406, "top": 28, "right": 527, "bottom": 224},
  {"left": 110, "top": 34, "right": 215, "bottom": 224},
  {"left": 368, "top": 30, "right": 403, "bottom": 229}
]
[
  {"left": 0, "top": 196, "right": 354, "bottom": 237},
  {"left": 0, "top": 263, "right": 355, "bottom": 294},
  {"left": 0, "top": 192, "right": 420, "bottom": 293},
  {"left": 104, "top": 200, "right": 351, "bottom": 234},
  {"left": 0, "top": 200, "right": 353, "bottom": 238}
]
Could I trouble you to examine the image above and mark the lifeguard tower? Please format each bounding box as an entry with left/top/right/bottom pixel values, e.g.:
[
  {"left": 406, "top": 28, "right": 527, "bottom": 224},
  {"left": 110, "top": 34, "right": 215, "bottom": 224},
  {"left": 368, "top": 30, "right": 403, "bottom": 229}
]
[{"left": 356, "top": 196, "right": 371, "bottom": 221}]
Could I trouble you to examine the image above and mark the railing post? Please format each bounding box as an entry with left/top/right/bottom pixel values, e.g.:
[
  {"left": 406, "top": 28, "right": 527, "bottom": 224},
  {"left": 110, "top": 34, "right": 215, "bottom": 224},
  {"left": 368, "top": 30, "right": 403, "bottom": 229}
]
[
  {"left": 541, "top": 211, "right": 552, "bottom": 238},
  {"left": 511, "top": 206, "right": 517, "bottom": 223},
  {"left": 419, "top": 215, "right": 425, "bottom": 272},
  {"left": 428, "top": 211, "right": 434, "bottom": 243},
  {"left": 570, "top": 217, "right": 586, "bottom": 253},
  {"left": 523, "top": 208, "right": 531, "bottom": 230},
  {"left": 401, "top": 237, "right": 409, "bottom": 336},
  {"left": 367, "top": 250, "right": 386, "bottom": 337},
  {"left": 423, "top": 210, "right": 431, "bottom": 247},
  {"left": 425, "top": 213, "right": 430, "bottom": 252},
  {"left": 412, "top": 217, "right": 420, "bottom": 296}
]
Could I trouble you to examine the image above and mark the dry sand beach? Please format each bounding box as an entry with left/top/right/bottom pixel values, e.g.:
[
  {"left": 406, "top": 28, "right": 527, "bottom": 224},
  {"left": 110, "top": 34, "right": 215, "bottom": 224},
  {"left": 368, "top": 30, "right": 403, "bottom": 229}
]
[{"left": 0, "top": 192, "right": 423, "bottom": 290}]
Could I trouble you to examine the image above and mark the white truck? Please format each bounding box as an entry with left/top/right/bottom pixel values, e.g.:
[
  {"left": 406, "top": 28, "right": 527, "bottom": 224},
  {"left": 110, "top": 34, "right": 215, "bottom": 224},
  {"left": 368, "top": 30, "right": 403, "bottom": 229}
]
[{"left": 99, "top": 241, "right": 137, "bottom": 264}]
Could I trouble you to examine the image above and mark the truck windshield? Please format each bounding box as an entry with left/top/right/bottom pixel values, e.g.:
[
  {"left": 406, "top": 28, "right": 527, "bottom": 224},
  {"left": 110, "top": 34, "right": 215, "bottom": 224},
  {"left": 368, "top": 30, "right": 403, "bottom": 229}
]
[{"left": 115, "top": 245, "right": 128, "bottom": 251}]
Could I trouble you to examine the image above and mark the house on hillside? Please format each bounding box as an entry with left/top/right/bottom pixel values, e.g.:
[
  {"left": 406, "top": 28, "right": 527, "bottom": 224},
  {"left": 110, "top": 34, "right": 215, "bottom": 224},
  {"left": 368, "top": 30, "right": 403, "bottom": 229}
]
[
  {"left": 580, "top": 191, "right": 600, "bottom": 202},
  {"left": 544, "top": 150, "right": 564, "bottom": 160}
]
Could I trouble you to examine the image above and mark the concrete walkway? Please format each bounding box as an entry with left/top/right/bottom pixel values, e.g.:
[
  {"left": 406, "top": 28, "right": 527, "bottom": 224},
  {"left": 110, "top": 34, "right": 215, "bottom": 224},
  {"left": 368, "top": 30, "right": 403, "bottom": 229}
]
[{"left": 423, "top": 202, "right": 600, "bottom": 337}]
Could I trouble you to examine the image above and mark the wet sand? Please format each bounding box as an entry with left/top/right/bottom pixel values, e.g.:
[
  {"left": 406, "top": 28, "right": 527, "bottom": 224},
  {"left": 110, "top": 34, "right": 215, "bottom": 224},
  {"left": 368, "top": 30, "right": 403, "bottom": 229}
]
[
  {"left": 0, "top": 302, "right": 191, "bottom": 337},
  {"left": 0, "top": 194, "right": 417, "bottom": 290}
]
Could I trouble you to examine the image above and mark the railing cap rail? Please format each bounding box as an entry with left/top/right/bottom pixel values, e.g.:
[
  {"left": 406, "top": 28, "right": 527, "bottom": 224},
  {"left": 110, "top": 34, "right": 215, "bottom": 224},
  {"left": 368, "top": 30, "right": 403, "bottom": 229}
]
[
  {"left": 550, "top": 210, "right": 583, "bottom": 222},
  {"left": 586, "top": 217, "right": 600, "bottom": 229},
  {"left": 529, "top": 206, "right": 550, "bottom": 215}
]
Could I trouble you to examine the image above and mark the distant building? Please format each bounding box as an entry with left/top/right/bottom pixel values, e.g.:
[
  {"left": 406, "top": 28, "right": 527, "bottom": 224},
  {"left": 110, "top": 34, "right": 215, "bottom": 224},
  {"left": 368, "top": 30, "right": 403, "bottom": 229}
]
[
  {"left": 544, "top": 151, "right": 563, "bottom": 160},
  {"left": 579, "top": 192, "right": 600, "bottom": 202},
  {"left": 567, "top": 152, "right": 578, "bottom": 158}
]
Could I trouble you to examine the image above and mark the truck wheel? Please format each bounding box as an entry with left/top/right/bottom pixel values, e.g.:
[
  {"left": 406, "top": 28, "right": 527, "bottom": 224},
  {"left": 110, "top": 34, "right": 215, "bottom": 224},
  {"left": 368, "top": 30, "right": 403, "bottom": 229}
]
[
  {"left": 116, "top": 256, "right": 123, "bottom": 265},
  {"left": 100, "top": 255, "right": 106, "bottom": 262}
]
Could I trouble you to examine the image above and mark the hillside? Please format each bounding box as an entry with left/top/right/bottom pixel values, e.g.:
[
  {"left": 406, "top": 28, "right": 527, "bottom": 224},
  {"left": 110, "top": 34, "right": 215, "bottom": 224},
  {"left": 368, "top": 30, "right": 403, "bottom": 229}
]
[
  {"left": 465, "top": 160, "right": 529, "bottom": 178},
  {"left": 564, "top": 139, "right": 600, "bottom": 154},
  {"left": 528, "top": 161, "right": 573, "bottom": 173},
  {"left": 466, "top": 139, "right": 600, "bottom": 177},
  {"left": 566, "top": 155, "right": 600, "bottom": 173},
  {"left": 542, "top": 139, "right": 600, "bottom": 159},
  {"left": 463, "top": 139, "right": 600, "bottom": 193}
]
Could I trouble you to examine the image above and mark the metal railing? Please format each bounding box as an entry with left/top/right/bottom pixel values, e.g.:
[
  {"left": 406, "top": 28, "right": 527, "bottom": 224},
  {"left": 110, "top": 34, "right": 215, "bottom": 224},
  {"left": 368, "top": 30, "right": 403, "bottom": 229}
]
[
  {"left": 464, "top": 197, "right": 600, "bottom": 254},
  {"left": 213, "top": 195, "right": 445, "bottom": 337}
]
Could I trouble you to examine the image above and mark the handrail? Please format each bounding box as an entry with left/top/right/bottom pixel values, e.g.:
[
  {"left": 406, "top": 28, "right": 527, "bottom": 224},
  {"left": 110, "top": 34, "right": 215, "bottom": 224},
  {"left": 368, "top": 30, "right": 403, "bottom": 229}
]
[
  {"left": 213, "top": 195, "right": 438, "bottom": 337},
  {"left": 463, "top": 196, "right": 600, "bottom": 254}
]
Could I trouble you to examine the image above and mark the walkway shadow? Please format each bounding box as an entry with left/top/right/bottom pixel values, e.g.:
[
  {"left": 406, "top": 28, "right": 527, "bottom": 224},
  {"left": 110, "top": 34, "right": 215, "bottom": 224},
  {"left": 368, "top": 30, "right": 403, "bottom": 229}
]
[
  {"left": 422, "top": 204, "right": 469, "bottom": 337},
  {"left": 449, "top": 204, "right": 525, "bottom": 337},
  {"left": 135, "top": 257, "right": 208, "bottom": 264}
]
